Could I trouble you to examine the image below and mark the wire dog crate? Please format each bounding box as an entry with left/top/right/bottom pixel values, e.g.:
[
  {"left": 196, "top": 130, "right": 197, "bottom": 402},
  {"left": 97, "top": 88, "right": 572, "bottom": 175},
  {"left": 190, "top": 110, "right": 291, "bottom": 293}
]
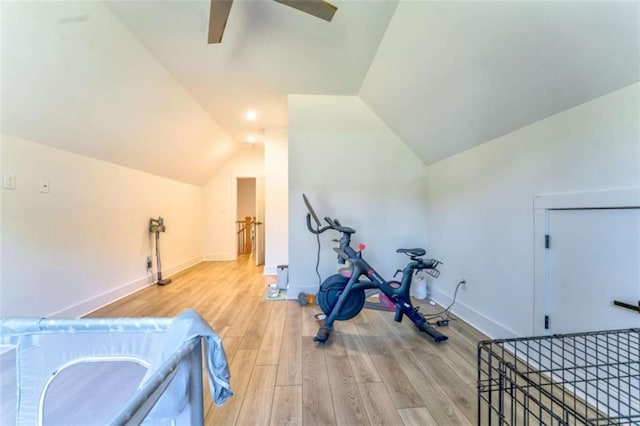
[{"left": 477, "top": 328, "right": 640, "bottom": 425}]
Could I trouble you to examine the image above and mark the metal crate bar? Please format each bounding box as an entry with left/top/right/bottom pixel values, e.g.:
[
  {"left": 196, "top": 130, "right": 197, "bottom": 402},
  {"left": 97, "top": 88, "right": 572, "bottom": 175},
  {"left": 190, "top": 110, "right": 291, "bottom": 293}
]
[{"left": 478, "top": 328, "right": 640, "bottom": 425}]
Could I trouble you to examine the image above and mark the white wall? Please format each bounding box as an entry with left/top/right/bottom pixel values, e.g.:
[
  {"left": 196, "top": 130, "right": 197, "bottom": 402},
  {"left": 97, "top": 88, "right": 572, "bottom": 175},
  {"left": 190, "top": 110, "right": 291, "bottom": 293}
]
[
  {"left": 424, "top": 83, "right": 640, "bottom": 339},
  {"left": 203, "top": 146, "right": 265, "bottom": 260},
  {"left": 288, "top": 95, "right": 430, "bottom": 297},
  {"left": 264, "top": 129, "right": 288, "bottom": 275},
  {"left": 1, "top": 134, "right": 204, "bottom": 317}
]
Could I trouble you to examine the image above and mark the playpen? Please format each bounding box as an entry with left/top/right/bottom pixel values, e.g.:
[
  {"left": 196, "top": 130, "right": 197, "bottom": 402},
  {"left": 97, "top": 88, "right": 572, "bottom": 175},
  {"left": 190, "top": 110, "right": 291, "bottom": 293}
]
[{"left": 0, "top": 309, "right": 232, "bottom": 425}]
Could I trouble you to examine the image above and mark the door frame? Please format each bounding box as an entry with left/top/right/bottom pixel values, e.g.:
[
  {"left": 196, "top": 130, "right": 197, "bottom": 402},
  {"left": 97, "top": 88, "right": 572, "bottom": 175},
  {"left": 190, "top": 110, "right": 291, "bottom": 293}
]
[
  {"left": 533, "top": 188, "right": 640, "bottom": 335},
  {"left": 234, "top": 176, "right": 256, "bottom": 256},
  {"left": 231, "top": 175, "right": 265, "bottom": 263}
]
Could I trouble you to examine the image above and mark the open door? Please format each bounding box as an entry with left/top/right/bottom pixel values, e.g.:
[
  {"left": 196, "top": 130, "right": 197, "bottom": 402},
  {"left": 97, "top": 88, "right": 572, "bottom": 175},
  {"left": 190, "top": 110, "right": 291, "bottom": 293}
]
[{"left": 255, "top": 175, "right": 265, "bottom": 266}]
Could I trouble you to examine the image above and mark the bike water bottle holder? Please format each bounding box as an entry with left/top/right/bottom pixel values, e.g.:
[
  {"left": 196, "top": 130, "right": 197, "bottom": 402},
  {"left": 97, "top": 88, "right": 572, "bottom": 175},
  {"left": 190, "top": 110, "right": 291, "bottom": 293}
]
[
  {"left": 418, "top": 259, "right": 442, "bottom": 279},
  {"left": 423, "top": 266, "right": 440, "bottom": 279}
]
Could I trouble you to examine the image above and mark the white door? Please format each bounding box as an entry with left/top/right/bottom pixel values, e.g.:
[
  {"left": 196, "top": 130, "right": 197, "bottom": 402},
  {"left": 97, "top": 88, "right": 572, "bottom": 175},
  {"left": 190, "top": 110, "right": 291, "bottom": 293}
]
[
  {"left": 255, "top": 175, "right": 265, "bottom": 266},
  {"left": 545, "top": 208, "right": 640, "bottom": 334}
]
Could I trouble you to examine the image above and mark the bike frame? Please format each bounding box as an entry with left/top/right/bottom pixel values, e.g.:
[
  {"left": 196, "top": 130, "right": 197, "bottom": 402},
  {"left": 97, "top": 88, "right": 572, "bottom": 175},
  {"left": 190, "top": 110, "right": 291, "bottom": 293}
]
[
  {"left": 303, "top": 194, "right": 447, "bottom": 344},
  {"left": 326, "top": 232, "right": 440, "bottom": 331}
]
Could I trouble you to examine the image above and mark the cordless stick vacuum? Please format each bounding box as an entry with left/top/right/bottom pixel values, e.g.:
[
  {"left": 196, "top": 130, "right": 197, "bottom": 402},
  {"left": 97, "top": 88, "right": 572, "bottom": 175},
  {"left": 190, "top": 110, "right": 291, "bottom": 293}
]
[{"left": 149, "top": 217, "right": 172, "bottom": 286}]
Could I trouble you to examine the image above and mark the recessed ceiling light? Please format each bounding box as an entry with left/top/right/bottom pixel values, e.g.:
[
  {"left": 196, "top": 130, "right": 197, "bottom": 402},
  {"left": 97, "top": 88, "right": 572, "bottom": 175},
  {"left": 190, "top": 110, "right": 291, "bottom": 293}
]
[
  {"left": 246, "top": 110, "right": 257, "bottom": 121},
  {"left": 247, "top": 135, "right": 256, "bottom": 143}
]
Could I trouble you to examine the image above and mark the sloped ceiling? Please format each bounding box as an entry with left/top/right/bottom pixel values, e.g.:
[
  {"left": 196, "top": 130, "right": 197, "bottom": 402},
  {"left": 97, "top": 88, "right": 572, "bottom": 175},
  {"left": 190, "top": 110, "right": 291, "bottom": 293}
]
[
  {"left": 2, "top": 1, "right": 638, "bottom": 184},
  {"left": 1, "top": 0, "right": 237, "bottom": 185},
  {"left": 0, "top": 0, "right": 398, "bottom": 184},
  {"left": 360, "top": 1, "right": 640, "bottom": 164},
  {"left": 105, "top": 0, "right": 398, "bottom": 145}
]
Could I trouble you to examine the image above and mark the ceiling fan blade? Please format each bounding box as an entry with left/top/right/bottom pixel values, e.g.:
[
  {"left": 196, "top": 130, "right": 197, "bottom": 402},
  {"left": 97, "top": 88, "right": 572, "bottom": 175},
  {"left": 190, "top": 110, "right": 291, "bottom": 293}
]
[
  {"left": 273, "top": 0, "right": 337, "bottom": 22},
  {"left": 208, "top": 0, "right": 233, "bottom": 44}
]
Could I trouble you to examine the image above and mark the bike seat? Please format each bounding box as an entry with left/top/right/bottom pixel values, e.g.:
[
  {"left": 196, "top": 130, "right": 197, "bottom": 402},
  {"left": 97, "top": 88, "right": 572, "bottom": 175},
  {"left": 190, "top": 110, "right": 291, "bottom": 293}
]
[{"left": 396, "top": 248, "right": 426, "bottom": 257}]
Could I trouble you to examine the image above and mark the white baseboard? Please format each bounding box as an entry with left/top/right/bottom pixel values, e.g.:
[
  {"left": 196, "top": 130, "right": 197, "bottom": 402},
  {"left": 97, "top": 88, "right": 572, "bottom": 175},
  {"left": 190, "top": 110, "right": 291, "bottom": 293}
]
[
  {"left": 203, "top": 253, "right": 237, "bottom": 261},
  {"left": 429, "top": 287, "right": 520, "bottom": 340},
  {"left": 50, "top": 257, "right": 203, "bottom": 318},
  {"left": 285, "top": 283, "right": 319, "bottom": 299},
  {"left": 50, "top": 275, "right": 154, "bottom": 318},
  {"left": 163, "top": 256, "right": 202, "bottom": 277}
]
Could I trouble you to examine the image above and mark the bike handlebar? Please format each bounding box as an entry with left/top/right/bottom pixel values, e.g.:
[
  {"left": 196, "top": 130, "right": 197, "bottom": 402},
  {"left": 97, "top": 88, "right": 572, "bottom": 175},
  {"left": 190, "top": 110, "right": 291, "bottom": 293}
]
[
  {"left": 304, "top": 212, "right": 356, "bottom": 235},
  {"left": 304, "top": 194, "right": 356, "bottom": 235},
  {"left": 324, "top": 216, "right": 355, "bottom": 234}
]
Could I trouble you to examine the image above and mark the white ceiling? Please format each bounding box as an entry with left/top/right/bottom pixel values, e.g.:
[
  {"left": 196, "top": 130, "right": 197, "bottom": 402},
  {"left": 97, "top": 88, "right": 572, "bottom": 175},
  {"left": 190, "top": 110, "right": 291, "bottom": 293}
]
[
  {"left": 106, "top": 0, "right": 398, "bottom": 144},
  {"left": 361, "top": 1, "right": 640, "bottom": 164},
  {"left": 2, "top": 1, "right": 638, "bottom": 184}
]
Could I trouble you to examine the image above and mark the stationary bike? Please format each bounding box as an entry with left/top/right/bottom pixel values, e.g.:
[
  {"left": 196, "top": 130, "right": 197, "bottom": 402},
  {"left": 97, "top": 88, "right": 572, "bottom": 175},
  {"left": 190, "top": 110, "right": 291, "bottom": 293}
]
[{"left": 303, "top": 194, "right": 448, "bottom": 344}]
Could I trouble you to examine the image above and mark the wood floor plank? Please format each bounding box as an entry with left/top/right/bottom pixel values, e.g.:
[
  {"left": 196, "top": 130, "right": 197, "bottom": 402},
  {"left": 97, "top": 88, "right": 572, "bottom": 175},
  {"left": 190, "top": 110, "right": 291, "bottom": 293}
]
[
  {"left": 358, "top": 382, "right": 404, "bottom": 425},
  {"left": 219, "top": 335, "right": 243, "bottom": 364},
  {"left": 364, "top": 303, "right": 476, "bottom": 423},
  {"left": 300, "top": 304, "right": 322, "bottom": 337},
  {"left": 239, "top": 299, "right": 273, "bottom": 350},
  {"left": 205, "top": 349, "right": 257, "bottom": 426},
  {"left": 414, "top": 344, "right": 477, "bottom": 423},
  {"left": 340, "top": 321, "right": 382, "bottom": 383},
  {"left": 322, "top": 326, "right": 347, "bottom": 357},
  {"left": 224, "top": 293, "right": 262, "bottom": 338},
  {"left": 211, "top": 291, "right": 251, "bottom": 338},
  {"left": 355, "top": 323, "right": 423, "bottom": 409},
  {"left": 397, "top": 407, "right": 438, "bottom": 425},
  {"left": 325, "top": 355, "right": 370, "bottom": 426},
  {"left": 394, "top": 347, "right": 471, "bottom": 425},
  {"left": 302, "top": 339, "right": 336, "bottom": 426},
  {"left": 276, "top": 301, "right": 302, "bottom": 386},
  {"left": 270, "top": 385, "right": 302, "bottom": 426},
  {"left": 256, "top": 301, "right": 287, "bottom": 365},
  {"left": 236, "top": 365, "right": 277, "bottom": 425}
]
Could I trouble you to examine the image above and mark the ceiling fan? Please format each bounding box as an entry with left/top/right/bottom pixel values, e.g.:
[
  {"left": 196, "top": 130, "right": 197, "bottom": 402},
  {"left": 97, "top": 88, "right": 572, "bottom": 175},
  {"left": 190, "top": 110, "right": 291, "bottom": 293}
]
[{"left": 208, "top": 0, "right": 338, "bottom": 43}]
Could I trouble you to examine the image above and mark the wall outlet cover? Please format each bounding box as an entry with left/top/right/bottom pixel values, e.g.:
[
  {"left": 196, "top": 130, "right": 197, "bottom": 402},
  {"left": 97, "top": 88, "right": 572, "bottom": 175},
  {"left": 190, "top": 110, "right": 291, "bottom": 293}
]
[{"left": 3, "top": 172, "right": 16, "bottom": 189}]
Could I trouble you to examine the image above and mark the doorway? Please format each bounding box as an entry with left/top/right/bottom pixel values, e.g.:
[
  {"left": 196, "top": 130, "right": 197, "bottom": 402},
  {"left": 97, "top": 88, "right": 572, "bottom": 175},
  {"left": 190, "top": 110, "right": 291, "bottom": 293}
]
[
  {"left": 235, "top": 177, "right": 265, "bottom": 266},
  {"left": 533, "top": 189, "right": 640, "bottom": 335}
]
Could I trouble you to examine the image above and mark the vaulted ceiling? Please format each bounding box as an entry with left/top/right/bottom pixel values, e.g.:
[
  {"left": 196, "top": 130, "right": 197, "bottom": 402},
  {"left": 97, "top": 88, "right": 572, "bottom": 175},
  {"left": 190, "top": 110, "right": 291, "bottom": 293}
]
[{"left": 2, "top": 1, "right": 638, "bottom": 184}]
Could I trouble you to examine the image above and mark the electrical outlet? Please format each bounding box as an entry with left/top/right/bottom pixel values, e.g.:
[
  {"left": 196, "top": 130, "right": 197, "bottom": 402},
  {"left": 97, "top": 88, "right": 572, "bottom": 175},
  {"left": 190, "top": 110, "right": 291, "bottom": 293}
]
[
  {"left": 39, "top": 179, "right": 49, "bottom": 193},
  {"left": 3, "top": 172, "right": 16, "bottom": 190},
  {"left": 461, "top": 279, "right": 467, "bottom": 291},
  {"left": 147, "top": 256, "right": 153, "bottom": 269}
]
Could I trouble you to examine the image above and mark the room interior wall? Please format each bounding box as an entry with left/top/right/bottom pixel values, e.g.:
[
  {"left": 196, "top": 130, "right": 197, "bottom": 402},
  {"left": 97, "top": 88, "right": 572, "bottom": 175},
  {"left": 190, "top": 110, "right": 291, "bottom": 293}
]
[
  {"left": 424, "top": 83, "right": 640, "bottom": 339},
  {"left": 1, "top": 134, "right": 204, "bottom": 318},
  {"left": 203, "top": 146, "right": 265, "bottom": 261},
  {"left": 287, "top": 95, "right": 430, "bottom": 298},
  {"left": 264, "top": 129, "right": 289, "bottom": 275}
]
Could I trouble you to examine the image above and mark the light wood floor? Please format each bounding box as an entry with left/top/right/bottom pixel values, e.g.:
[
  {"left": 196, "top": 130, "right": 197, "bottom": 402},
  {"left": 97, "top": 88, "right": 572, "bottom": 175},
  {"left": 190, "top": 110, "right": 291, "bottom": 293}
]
[{"left": 87, "top": 255, "right": 487, "bottom": 425}]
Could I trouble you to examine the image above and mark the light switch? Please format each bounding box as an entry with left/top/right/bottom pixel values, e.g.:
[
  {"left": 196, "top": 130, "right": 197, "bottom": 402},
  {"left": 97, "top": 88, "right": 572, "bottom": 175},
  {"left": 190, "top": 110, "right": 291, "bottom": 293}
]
[
  {"left": 40, "top": 179, "right": 50, "bottom": 193},
  {"left": 3, "top": 172, "right": 16, "bottom": 189}
]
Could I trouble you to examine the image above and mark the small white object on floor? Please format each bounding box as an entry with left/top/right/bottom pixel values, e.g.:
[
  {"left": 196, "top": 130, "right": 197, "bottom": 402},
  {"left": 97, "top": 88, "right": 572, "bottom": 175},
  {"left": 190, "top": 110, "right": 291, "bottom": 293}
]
[{"left": 267, "top": 284, "right": 280, "bottom": 298}]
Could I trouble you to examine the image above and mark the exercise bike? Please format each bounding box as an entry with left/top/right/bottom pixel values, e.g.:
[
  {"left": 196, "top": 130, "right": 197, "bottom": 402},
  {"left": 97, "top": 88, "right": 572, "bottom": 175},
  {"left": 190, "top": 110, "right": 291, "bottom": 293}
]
[{"left": 303, "top": 194, "right": 448, "bottom": 344}]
